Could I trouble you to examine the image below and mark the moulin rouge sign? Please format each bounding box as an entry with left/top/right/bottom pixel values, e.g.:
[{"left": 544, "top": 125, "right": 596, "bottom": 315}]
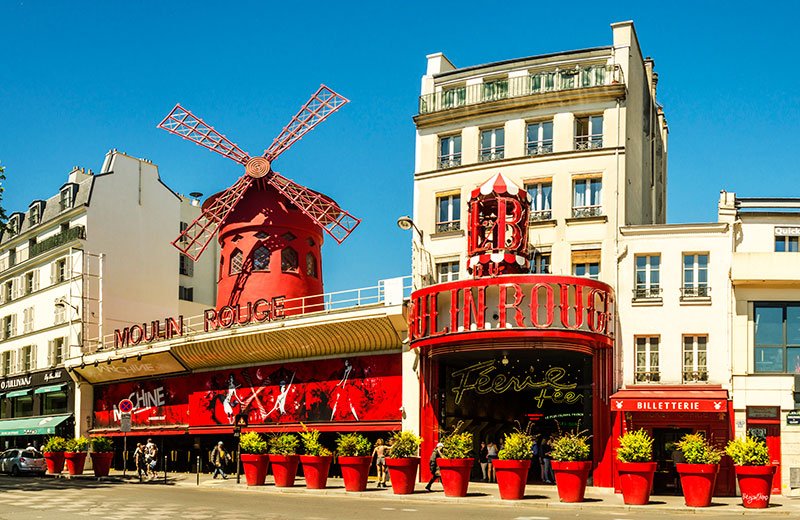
[
  {"left": 409, "top": 275, "right": 615, "bottom": 346},
  {"left": 114, "top": 296, "right": 286, "bottom": 349}
]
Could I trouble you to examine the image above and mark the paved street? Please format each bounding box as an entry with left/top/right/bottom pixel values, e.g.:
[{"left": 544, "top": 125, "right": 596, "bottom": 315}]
[{"left": 0, "top": 474, "right": 798, "bottom": 520}]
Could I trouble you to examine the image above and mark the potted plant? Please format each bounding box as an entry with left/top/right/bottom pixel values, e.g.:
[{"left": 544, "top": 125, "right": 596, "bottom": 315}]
[
  {"left": 64, "top": 436, "right": 90, "bottom": 476},
  {"left": 616, "top": 429, "right": 656, "bottom": 505},
  {"left": 493, "top": 427, "right": 534, "bottom": 500},
  {"left": 386, "top": 430, "right": 422, "bottom": 495},
  {"left": 89, "top": 437, "right": 115, "bottom": 477},
  {"left": 725, "top": 435, "right": 775, "bottom": 509},
  {"left": 268, "top": 433, "right": 300, "bottom": 487},
  {"left": 675, "top": 432, "right": 723, "bottom": 507},
  {"left": 299, "top": 426, "right": 332, "bottom": 489},
  {"left": 42, "top": 436, "right": 67, "bottom": 474},
  {"left": 240, "top": 432, "right": 269, "bottom": 486},
  {"left": 550, "top": 429, "right": 592, "bottom": 503},
  {"left": 336, "top": 433, "right": 372, "bottom": 492},
  {"left": 437, "top": 423, "right": 474, "bottom": 498}
]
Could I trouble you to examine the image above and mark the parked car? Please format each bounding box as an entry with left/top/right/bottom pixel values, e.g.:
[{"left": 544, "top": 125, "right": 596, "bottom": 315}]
[{"left": 0, "top": 448, "right": 46, "bottom": 476}]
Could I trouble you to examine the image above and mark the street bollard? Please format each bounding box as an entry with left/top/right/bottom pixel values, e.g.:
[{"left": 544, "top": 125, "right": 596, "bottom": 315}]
[
  {"left": 196, "top": 455, "right": 200, "bottom": 486},
  {"left": 163, "top": 455, "right": 167, "bottom": 484}
]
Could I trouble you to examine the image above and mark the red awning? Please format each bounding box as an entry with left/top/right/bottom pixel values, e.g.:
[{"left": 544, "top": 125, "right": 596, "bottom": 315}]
[
  {"left": 89, "top": 426, "right": 190, "bottom": 437},
  {"left": 610, "top": 387, "right": 729, "bottom": 413}
]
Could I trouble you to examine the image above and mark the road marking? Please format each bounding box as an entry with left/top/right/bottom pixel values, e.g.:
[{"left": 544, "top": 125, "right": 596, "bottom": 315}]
[
  {"left": 514, "top": 517, "right": 550, "bottom": 520},
  {"left": 401, "top": 509, "right": 417, "bottom": 512},
  {"left": 381, "top": 507, "right": 396, "bottom": 511}
]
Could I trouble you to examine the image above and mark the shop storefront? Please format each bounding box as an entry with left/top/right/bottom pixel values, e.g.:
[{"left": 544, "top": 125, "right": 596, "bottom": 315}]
[
  {"left": 610, "top": 387, "right": 734, "bottom": 496},
  {"left": 0, "top": 368, "right": 74, "bottom": 450}
]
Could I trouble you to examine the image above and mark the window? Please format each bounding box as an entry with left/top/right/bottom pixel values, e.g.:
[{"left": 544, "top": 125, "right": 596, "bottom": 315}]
[
  {"left": 281, "top": 247, "right": 299, "bottom": 273},
  {"left": 438, "top": 135, "right": 462, "bottom": 169},
  {"left": 54, "top": 301, "right": 66, "bottom": 325},
  {"left": 13, "top": 395, "right": 34, "bottom": 418},
  {"left": 7, "top": 215, "right": 20, "bottom": 236},
  {"left": 49, "top": 337, "right": 66, "bottom": 367},
  {"left": 580, "top": 65, "right": 607, "bottom": 87},
  {"left": 43, "top": 390, "right": 68, "bottom": 415},
  {"left": 2, "top": 315, "right": 15, "bottom": 340},
  {"left": 179, "top": 221, "right": 189, "bottom": 245},
  {"left": 575, "top": 115, "right": 603, "bottom": 150},
  {"left": 572, "top": 178, "right": 602, "bottom": 217},
  {"left": 532, "top": 251, "right": 550, "bottom": 274},
  {"left": 530, "top": 71, "right": 556, "bottom": 93},
  {"left": 306, "top": 253, "right": 317, "bottom": 278},
  {"left": 635, "top": 336, "right": 660, "bottom": 382},
  {"left": 682, "top": 253, "right": 709, "bottom": 298},
  {"left": 29, "top": 204, "right": 41, "bottom": 226},
  {"left": 20, "top": 345, "right": 35, "bottom": 372},
  {"left": 683, "top": 335, "right": 709, "bottom": 382},
  {"left": 572, "top": 249, "right": 600, "bottom": 280},
  {"left": 1, "top": 351, "right": 12, "bottom": 376},
  {"left": 179, "top": 254, "right": 194, "bottom": 276},
  {"left": 442, "top": 86, "right": 466, "bottom": 109},
  {"left": 253, "top": 245, "right": 271, "bottom": 271},
  {"left": 22, "top": 307, "right": 34, "bottom": 334},
  {"left": 436, "top": 261, "right": 459, "bottom": 283},
  {"left": 54, "top": 258, "right": 68, "bottom": 283},
  {"left": 480, "top": 128, "right": 505, "bottom": 162},
  {"left": 436, "top": 193, "right": 461, "bottom": 233},
  {"left": 59, "top": 186, "right": 74, "bottom": 211},
  {"left": 526, "top": 121, "right": 554, "bottom": 156},
  {"left": 482, "top": 79, "right": 508, "bottom": 102},
  {"left": 634, "top": 255, "right": 661, "bottom": 299},
  {"left": 229, "top": 249, "right": 243, "bottom": 276},
  {"left": 754, "top": 303, "right": 800, "bottom": 373},
  {"left": 4, "top": 280, "right": 13, "bottom": 302},
  {"left": 525, "top": 181, "right": 552, "bottom": 221},
  {"left": 775, "top": 236, "right": 799, "bottom": 252},
  {"left": 8, "top": 248, "right": 15, "bottom": 268},
  {"left": 25, "top": 272, "right": 35, "bottom": 294},
  {"left": 178, "top": 286, "right": 194, "bottom": 302}
]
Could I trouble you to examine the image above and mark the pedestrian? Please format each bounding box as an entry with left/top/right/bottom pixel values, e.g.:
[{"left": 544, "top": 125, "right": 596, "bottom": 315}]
[
  {"left": 133, "top": 443, "right": 147, "bottom": 481},
  {"left": 425, "top": 442, "right": 443, "bottom": 491},
  {"left": 210, "top": 441, "right": 229, "bottom": 479},
  {"left": 478, "top": 441, "right": 489, "bottom": 482},
  {"left": 532, "top": 436, "right": 541, "bottom": 481},
  {"left": 541, "top": 437, "right": 554, "bottom": 484},
  {"left": 486, "top": 439, "right": 499, "bottom": 483},
  {"left": 145, "top": 438, "right": 159, "bottom": 480},
  {"left": 372, "top": 438, "right": 388, "bottom": 488}
]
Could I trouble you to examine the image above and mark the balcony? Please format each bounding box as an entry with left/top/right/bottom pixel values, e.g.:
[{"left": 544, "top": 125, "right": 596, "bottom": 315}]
[
  {"left": 479, "top": 149, "right": 504, "bottom": 162},
  {"left": 574, "top": 134, "right": 603, "bottom": 150},
  {"left": 435, "top": 221, "right": 461, "bottom": 234},
  {"left": 683, "top": 370, "right": 709, "bottom": 383},
  {"left": 418, "top": 64, "right": 622, "bottom": 115},
  {"left": 572, "top": 206, "right": 603, "bottom": 219},
  {"left": 633, "top": 286, "right": 662, "bottom": 300},
  {"left": 529, "top": 210, "right": 552, "bottom": 222},
  {"left": 681, "top": 285, "right": 711, "bottom": 300},
  {"left": 438, "top": 154, "right": 462, "bottom": 169},
  {"left": 30, "top": 226, "right": 85, "bottom": 259},
  {"left": 526, "top": 141, "right": 554, "bottom": 156},
  {"left": 635, "top": 371, "right": 661, "bottom": 383}
]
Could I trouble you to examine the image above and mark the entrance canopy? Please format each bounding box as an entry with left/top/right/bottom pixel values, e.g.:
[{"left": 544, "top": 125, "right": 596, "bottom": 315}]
[
  {"left": 0, "top": 414, "right": 71, "bottom": 436},
  {"left": 611, "top": 387, "right": 729, "bottom": 413}
]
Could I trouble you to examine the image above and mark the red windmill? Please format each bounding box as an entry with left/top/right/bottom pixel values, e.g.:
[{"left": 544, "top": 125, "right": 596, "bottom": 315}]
[{"left": 158, "top": 85, "right": 360, "bottom": 311}]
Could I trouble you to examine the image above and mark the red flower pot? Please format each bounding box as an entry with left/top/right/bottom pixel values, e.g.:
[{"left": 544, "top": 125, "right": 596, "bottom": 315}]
[
  {"left": 269, "top": 454, "right": 299, "bottom": 487},
  {"left": 735, "top": 465, "right": 775, "bottom": 509},
  {"left": 339, "top": 456, "right": 372, "bottom": 492},
  {"left": 676, "top": 463, "right": 718, "bottom": 507},
  {"left": 617, "top": 461, "right": 656, "bottom": 505},
  {"left": 386, "top": 457, "right": 420, "bottom": 495},
  {"left": 90, "top": 452, "right": 114, "bottom": 477},
  {"left": 552, "top": 460, "right": 592, "bottom": 503},
  {"left": 299, "top": 455, "right": 332, "bottom": 489},
  {"left": 241, "top": 454, "right": 269, "bottom": 486},
  {"left": 492, "top": 459, "right": 531, "bottom": 500},
  {"left": 43, "top": 452, "right": 65, "bottom": 474},
  {"left": 438, "top": 458, "right": 474, "bottom": 497},
  {"left": 64, "top": 452, "right": 87, "bottom": 476}
]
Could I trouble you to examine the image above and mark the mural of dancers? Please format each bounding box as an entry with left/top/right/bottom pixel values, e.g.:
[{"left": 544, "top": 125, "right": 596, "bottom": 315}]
[
  {"left": 266, "top": 372, "right": 295, "bottom": 418},
  {"left": 330, "top": 359, "right": 359, "bottom": 421}
]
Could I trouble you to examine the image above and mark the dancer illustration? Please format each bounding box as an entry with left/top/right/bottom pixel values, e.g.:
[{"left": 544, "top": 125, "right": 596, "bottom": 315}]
[
  {"left": 223, "top": 374, "right": 241, "bottom": 424},
  {"left": 266, "top": 372, "right": 295, "bottom": 417},
  {"left": 330, "top": 359, "right": 359, "bottom": 421}
]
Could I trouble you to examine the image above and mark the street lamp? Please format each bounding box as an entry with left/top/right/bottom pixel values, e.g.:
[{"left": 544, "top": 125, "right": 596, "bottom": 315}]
[
  {"left": 54, "top": 297, "right": 79, "bottom": 313},
  {"left": 396, "top": 215, "right": 424, "bottom": 242}
]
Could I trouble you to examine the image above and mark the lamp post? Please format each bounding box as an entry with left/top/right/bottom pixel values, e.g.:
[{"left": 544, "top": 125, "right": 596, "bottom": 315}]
[{"left": 396, "top": 216, "right": 432, "bottom": 290}]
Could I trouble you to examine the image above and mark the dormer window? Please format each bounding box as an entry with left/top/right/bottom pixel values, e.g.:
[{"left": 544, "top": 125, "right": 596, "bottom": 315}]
[
  {"left": 59, "top": 184, "right": 76, "bottom": 212},
  {"left": 6, "top": 214, "right": 22, "bottom": 236},
  {"left": 28, "top": 201, "right": 44, "bottom": 227}
]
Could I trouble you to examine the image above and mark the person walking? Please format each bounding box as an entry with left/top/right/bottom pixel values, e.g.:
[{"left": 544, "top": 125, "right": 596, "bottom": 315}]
[
  {"left": 486, "top": 440, "right": 499, "bottom": 483},
  {"left": 133, "top": 443, "right": 147, "bottom": 481},
  {"left": 424, "top": 442, "right": 443, "bottom": 491},
  {"left": 145, "top": 438, "right": 159, "bottom": 480},
  {"left": 372, "top": 438, "right": 389, "bottom": 488},
  {"left": 478, "top": 441, "right": 489, "bottom": 482},
  {"left": 541, "top": 437, "right": 554, "bottom": 484},
  {"left": 210, "top": 441, "right": 229, "bottom": 479}
]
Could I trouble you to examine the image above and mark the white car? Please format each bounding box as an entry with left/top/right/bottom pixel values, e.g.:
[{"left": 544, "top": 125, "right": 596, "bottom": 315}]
[{"left": 0, "top": 448, "right": 46, "bottom": 476}]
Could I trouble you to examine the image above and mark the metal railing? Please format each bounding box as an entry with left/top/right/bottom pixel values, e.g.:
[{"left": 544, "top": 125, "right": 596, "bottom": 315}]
[
  {"left": 479, "top": 149, "right": 504, "bottom": 162},
  {"left": 435, "top": 221, "right": 461, "bottom": 233},
  {"left": 681, "top": 286, "right": 711, "bottom": 299},
  {"left": 635, "top": 370, "right": 661, "bottom": 383},
  {"left": 526, "top": 141, "right": 554, "bottom": 156},
  {"left": 683, "top": 370, "right": 709, "bottom": 383},
  {"left": 574, "top": 134, "right": 603, "bottom": 150},
  {"left": 419, "top": 64, "right": 622, "bottom": 115},
  {"left": 92, "top": 276, "right": 412, "bottom": 351},
  {"left": 438, "top": 154, "right": 462, "bottom": 169},
  {"left": 30, "top": 226, "right": 86, "bottom": 259},
  {"left": 633, "top": 286, "right": 662, "bottom": 300},
  {"left": 529, "top": 210, "right": 552, "bottom": 222},
  {"left": 572, "top": 206, "right": 603, "bottom": 218}
]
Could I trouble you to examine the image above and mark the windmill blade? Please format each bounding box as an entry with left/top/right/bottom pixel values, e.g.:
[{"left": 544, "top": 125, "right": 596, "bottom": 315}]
[
  {"left": 173, "top": 175, "right": 255, "bottom": 260},
  {"left": 268, "top": 172, "right": 360, "bottom": 244},
  {"left": 264, "top": 85, "right": 349, "bottom": 161},
  {"left": 158, "top": 104, "right": 251, "bottom": 165}
]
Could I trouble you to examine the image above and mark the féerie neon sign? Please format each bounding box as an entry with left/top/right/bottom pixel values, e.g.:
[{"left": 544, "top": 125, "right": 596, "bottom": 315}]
[{"left": 450, "top": 359, "right": 584, "bottom": 407}]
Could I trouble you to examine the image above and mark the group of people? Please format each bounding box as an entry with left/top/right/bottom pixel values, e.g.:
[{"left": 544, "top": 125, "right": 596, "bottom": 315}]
[{"left": 133, "top": 439, "right": 159, "bottom": 481}]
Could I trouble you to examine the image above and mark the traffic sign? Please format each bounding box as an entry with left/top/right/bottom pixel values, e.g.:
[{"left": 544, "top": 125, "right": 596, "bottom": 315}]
[
  {"left": 118, "top": 399, "right": 134, "bottom": 413},
  {"left": 120, "top": 413, "right": 132, "bottom": 432},
  {"left": 235, "top": 413, "right": 248, "bottom": 428}
]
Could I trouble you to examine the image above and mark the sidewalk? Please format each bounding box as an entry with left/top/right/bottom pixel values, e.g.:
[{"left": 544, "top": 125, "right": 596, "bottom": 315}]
[{"left": 97, "top": 469, "right": 800, "bottom": 516}]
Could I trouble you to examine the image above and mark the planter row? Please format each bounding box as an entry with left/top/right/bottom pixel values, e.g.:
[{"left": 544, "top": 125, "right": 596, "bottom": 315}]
[{"left": 43, "top": 451, "right": 114, "bottom": 477}]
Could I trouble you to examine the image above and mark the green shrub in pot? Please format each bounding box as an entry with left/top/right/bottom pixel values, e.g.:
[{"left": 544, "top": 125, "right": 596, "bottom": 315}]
[{"left": 617, "top": 429, "right": 653, "bottom": 463}]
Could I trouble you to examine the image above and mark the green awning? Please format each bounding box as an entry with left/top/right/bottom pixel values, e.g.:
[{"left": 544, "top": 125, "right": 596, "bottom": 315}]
[
  {"left": 5, "top": 388, "right": 32, "bottom": 398},
  {"left": 34, "top": 384, "right": 66, "bottom": 395},
  {"left": 0, "top": 414, "right": 71, "bottom": 436}
]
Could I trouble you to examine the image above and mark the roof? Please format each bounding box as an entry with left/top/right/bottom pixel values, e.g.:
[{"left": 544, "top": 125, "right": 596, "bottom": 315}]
[{"left": 435, "top": 46, "right": 613, "bottom": 79}]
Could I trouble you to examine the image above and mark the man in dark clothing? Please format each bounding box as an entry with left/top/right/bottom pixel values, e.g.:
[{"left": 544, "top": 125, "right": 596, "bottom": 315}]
[{"left": 425, "top": 442, "right": 443, "bottom": 491}]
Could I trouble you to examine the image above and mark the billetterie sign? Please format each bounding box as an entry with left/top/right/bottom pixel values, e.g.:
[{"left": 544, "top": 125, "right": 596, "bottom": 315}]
[
  {"left": 408, "top": 276, "right": 615, "bottom": 344},
  {"left": 114, "top": 296, "right": 286, "bottom": 348}
]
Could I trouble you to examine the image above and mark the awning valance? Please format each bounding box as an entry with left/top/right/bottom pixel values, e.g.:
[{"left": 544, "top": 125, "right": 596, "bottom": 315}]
[
  {"left": 611, "top": 388, "right": 729, "bottom": 413},
  {"left": 0, "top": 414, "right": 71, "bottom": 436},
  {"left": 34, "top": 383, "right": 66, "bottom": 395},
  {"left": 5, "top": 388, "right": 32, "bottom": 398}
]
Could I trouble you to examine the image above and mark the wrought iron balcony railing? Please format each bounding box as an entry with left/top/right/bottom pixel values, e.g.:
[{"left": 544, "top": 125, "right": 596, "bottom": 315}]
[
  {"left": 635, "top": 370, "right": 661, "bottom": 383},
  {"left": 435, "top": 221, "right": 461, "bottom": 233},
  {"left": 633, "top": 286, "right": 662, "bottom": 300},
  {"left": 438, "top": 154, "right": 462, "bottom": 169},
  {"left": 418, "top": 64, "right": 622, "bottom": 115},
  {"left": 571, "top": 206, "right": 603, "bottom": 219},
  {"left": 529, "top": 210, "right": 552, "bottom": 222},
  {"left": 683, "top": 370, "right": 709, "bottom": 383},
  {"left": 681, "top": 286, "right": 711, "bottom": 299},
  {"left": 30, "top": 226, "right": 86, "bottom": 259},
  {"left": 575, "top": 134, "right": 603, "bottom": 150},
  {"left": 526, "top": 141, "right": 554, "bottom": 156},
  {"left": 479, "top": 149, "right": 504, "bottom": 162}
]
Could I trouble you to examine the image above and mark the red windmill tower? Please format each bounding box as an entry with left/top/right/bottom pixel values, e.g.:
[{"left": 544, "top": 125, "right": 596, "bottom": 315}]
[{"left": 158, "top": 86, "right": 360, "bottom": 311}]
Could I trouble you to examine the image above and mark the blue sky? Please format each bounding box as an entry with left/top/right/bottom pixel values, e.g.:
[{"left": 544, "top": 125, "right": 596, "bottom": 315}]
[{"left": 1, "top": 1, "right": 799, "bottom": 293}]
